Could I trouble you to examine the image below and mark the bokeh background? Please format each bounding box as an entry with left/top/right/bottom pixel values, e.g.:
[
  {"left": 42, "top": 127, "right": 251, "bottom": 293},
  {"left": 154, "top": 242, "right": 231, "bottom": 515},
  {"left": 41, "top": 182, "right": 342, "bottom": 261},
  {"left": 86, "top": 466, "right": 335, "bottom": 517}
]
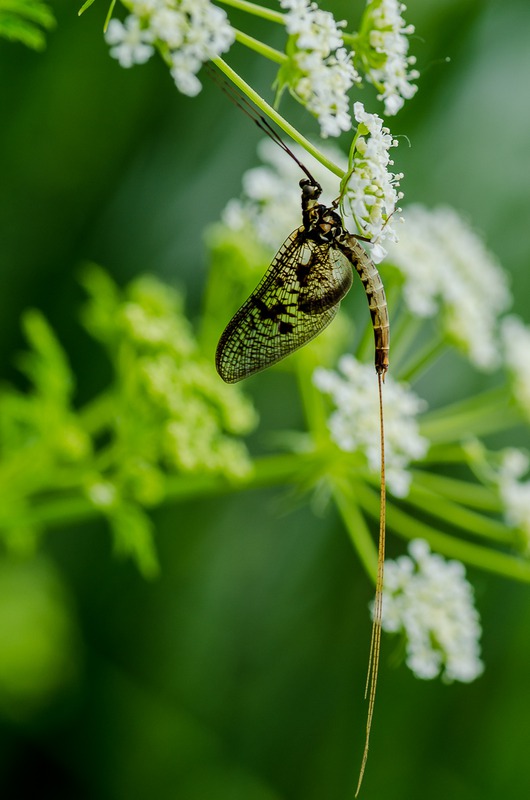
[{"left": 1, "top": 0, "right": 530, "bottom": 797}]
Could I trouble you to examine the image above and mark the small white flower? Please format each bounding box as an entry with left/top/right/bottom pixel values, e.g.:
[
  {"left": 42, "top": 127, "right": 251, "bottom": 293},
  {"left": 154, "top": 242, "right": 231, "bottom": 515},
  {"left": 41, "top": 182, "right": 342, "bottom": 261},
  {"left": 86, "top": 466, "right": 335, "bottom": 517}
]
[
  {"left": 105, "top": 1, "right": 235, "bottom": 95},
  {"left": 380, "top": 540, "right": 484, "bottom": 682},
  {"left": 340, "top": 102, "right": 402, "bottom": 261},
  {"left": 170, "top": 51, "right": 203, "bottom": 96},
  {"left": 87, "top": 481, "right": 118, "bottom": 509},
  {"left": 150, "top": 8, "right": 186, "bottom": 49},
  {"left": 105, "top": 16, "right": 155, "bottom": 68},
  {"left": 279, "top": 0, "right": 360, "bottom": 138},
  {"left": 361, "top": 0, "right": 419, "bottom": 116},
  {"left": 313, "top": 355, "right": 428, "bottom": 497},
  {"left": 385, "top": 205, "right": 512, "bottom": 369}
]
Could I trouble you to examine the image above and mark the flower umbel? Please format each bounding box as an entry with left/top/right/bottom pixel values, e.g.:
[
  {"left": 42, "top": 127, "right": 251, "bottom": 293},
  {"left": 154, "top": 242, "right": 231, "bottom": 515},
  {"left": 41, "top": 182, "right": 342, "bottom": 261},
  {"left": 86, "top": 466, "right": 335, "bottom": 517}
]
[
  {"left": 341, "top": 102, "right": 403, "bottom": 262},
  {"left": 381, "top": 540, "right": 484, "bottom": 682},
  {"left": 105, "top": 0, "right": 235, "bottom": 95},
  {"left": 278, "top": 0, "right": 360, "bottom": 137},
  {"left": 0, "top": 265, "right": 258, "bottom": 576},
  {"left": 386, "top": 205, "right": 512, "bottom": 369},
  {"left": 357, "top": 0, "right": 419, "bottom": 116},
  {"left": 313, "top": 355, "right": 428, "bottom": 497},
  {"left": 105, "top": 14, "right": 155, "bottom": 68}
]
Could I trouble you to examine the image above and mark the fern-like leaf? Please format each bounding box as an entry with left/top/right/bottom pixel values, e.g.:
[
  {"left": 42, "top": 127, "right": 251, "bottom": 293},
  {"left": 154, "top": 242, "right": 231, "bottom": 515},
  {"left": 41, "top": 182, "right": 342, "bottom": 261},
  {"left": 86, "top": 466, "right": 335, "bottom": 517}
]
[{"left": 0, "top": 0, "right": 55, "bottom": 50}]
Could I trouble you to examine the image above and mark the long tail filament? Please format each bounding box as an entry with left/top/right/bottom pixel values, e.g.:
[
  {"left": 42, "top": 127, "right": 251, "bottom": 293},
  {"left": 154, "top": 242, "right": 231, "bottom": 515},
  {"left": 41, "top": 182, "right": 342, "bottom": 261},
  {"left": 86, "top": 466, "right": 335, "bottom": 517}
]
[{"left": 355, "top": 370, "right": 386, "bottom": 796}]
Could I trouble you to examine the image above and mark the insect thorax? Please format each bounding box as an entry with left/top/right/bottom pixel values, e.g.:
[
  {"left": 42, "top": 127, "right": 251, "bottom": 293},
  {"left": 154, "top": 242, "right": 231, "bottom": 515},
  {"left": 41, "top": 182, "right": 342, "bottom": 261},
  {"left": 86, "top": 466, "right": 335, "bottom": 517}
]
[{"left": 300, "top": 178, "right": 344, "bottom": 245}]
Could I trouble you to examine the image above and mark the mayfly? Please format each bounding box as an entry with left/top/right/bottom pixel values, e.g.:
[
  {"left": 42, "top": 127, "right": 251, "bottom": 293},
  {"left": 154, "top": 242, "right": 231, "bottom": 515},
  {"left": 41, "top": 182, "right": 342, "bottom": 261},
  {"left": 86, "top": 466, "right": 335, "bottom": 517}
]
[{"left": 212, "top": 70, "right": 389, "bottom": 795}]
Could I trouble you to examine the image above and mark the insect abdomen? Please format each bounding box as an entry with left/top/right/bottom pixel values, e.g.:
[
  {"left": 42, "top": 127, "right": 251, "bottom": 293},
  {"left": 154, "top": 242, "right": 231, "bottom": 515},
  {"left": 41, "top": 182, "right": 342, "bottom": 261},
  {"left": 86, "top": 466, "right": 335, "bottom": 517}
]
[{"left": 338, "top": 234, "right": 390, "bottom": 376}]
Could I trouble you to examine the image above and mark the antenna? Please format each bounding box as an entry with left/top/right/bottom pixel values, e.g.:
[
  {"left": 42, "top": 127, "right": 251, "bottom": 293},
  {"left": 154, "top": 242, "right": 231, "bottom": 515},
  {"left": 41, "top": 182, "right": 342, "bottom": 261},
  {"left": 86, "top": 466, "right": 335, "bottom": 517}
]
[{"left": 205, "top": 64, "right": 318, "bottom": 185}]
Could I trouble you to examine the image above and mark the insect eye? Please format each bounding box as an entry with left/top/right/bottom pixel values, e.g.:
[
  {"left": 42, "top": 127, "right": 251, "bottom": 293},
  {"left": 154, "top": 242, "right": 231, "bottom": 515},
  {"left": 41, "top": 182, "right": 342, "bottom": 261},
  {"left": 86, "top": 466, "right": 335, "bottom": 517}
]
[{"left": 299, "top": 179, "right": 322, "bottom": 199}]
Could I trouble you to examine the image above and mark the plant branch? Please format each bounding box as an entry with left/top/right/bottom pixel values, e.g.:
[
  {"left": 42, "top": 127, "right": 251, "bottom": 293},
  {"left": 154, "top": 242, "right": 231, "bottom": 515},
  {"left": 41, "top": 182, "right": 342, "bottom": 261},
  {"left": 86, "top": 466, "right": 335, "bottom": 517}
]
[{"left": 211, "top": 56, "right": 344, "bottom": 178}]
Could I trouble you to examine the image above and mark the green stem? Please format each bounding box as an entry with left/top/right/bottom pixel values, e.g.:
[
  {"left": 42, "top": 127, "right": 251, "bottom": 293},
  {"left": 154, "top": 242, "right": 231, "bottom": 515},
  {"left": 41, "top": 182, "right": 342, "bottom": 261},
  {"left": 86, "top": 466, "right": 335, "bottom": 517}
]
[
  {"left": 342, "top": 32, "right": 358, "bottom": 48},
  {"left": 331, "top": 477, "right": 378, "bottom": 584},
  {"left": 396, "top": 333, "right": 447, "bottom": 384},
  {"left": 355, "top": 483, "right": 530, "bottom": 583},
  {"left": 420, "top": 386, "right": 521, "bottom": 442},
  {"left": 103, "top": 0, "right": 116, "bottom": 32},
  {"left": 217, "top": 0, "right": 285, "bottom": 24},
  {"left": 211, "top": 57, "right": 344, "bottom": 179},
  {"left": 404, "top": 483, "right": 514, "bottom": 545},
  {"left": 422, "top": 443, "right": 474, "bottom": 464},
  {"left": 295, "top": 351, "right": 330, "bottom": 446},
  {"left": 386, "top": 310, "right": 426, "bottom": 374},
  {"left": 411, "top": 470, "right": 502, "bottom": 512},
  {"left": 234, "top": 29, "right": 287, "bottom": 64},
  {"left": 1, "top": 453, "right": 309, "bottom": 531},
  {"left": 166, "top": 452, "right": 307, "bottom": 499},
  {"left": 354, "top": 316, "right": 374, "bottom": 365}
]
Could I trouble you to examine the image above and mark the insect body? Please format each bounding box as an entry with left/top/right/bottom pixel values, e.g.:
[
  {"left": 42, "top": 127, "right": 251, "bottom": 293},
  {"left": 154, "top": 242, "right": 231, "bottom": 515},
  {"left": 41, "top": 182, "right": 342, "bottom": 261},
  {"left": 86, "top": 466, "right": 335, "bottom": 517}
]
[
  {"left": 216, "top": 177, "right": 389, "bottom": 383},
  {"left": 212, "top": 90, "right": 389, "bottom": 794}
]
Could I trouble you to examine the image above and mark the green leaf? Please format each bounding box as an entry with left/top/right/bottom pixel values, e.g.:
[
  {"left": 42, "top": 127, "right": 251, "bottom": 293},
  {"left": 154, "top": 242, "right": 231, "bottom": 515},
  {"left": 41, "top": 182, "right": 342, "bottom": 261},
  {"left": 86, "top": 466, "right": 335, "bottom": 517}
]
[
  {"left": 103, "top": 0, "right": 116, "bottom": 33},
  {"left": 108, "top": 502, "right": 160, "bottom": 579},
  {"left": 0, "top": 0, "right": 55, "bottom": 50},
  {"left": 18, "top": 310, "right": 75, "bottom": 404},
  {"left": 78, "top": 0, "right": 96, "bottom": 16}
]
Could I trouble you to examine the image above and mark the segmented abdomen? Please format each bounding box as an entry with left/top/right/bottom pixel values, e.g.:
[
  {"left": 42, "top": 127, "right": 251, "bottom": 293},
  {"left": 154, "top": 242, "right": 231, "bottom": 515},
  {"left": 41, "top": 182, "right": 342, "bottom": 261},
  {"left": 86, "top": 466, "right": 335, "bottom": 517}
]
[{"left": 338, "top": 233, "right": 390, "bottom": 376}]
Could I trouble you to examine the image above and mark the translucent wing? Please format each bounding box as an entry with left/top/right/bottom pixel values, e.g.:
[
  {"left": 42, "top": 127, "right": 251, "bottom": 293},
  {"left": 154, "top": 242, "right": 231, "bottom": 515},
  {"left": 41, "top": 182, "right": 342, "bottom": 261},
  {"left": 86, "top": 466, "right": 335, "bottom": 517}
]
[{"left": 216, "top": 226, "right": 353, "bottom": 383}]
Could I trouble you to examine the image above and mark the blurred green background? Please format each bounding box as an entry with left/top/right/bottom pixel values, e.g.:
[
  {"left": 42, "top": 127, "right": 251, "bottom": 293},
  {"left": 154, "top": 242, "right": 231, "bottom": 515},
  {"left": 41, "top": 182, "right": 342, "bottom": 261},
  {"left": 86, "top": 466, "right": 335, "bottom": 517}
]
[{"left": 1, "top": 0, "right": 530, "bottom": 797}]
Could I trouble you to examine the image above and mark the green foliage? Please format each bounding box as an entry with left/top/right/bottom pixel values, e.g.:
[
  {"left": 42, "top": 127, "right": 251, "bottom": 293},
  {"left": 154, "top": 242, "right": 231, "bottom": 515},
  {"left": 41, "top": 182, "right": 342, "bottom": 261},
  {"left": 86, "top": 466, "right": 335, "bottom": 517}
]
[
  {"left": 0, "top": 0, "right": 55, "bottom": 50},
  {"left": 0, "top": 267, "right": 257, "bottom": 577},
  {"left": 78, "top": 0, "right": 98, "bottom": 16}
]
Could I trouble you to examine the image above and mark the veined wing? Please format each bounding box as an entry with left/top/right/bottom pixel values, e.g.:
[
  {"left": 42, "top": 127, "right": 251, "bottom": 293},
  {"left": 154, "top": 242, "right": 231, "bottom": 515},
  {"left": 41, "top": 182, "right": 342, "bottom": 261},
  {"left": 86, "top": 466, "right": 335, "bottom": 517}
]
[{"left": 216, "top": 227, "right": 353, "bottom": 383}]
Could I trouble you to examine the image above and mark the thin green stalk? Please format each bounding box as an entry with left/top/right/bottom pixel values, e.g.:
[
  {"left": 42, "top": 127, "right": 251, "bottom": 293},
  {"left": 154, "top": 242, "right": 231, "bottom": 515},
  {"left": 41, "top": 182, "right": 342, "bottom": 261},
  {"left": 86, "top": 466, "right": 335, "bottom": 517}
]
[
  {"left": 355, "top": 483, "right": 530, "bottom": 583},
  {"left": 422, "top": 384, "right": 510, "bottom": 424},
  {"left": 420, "top": 388, "right": 521, "bottom": 442},
  {"left": 396, "top": 334, "right": 447, "bottom": 384},
  {"left": 217, "top": 0, "right": 284, "bottom": 24},
  {"left": 2, "top": 453, "right": 309, "bottom": 532},
  {"left": 411, "top": 470, "right": 503, "bottom": 512},
  {"left": 234, "top": 29, "right": 287, "bottom": 64},
  {"left": 295, "top": 351, "right": 330, "bottom": 445},
  {"left": 211, "top": 57, "right": 344, "bottom": 179},
  {"left": 104, "top": 0, "right": 117, "bottom": 31},
  {"left": 354, "top": 317, "right": 375, "bottom": 365},
  {"left": 386, "top": 311, "right": 426, "bottom": 374},
  {"left": 404, "top": 484, "right": 514, "bottom": 545},
  {"left": 331, "top": 477, "right": 378, "bottom": 584},
  {"left": 167, "top": 452, "right": 308, "bottom": 498},
  {"left": 422, "top": 443, "right": 473, "bottom": 464}
]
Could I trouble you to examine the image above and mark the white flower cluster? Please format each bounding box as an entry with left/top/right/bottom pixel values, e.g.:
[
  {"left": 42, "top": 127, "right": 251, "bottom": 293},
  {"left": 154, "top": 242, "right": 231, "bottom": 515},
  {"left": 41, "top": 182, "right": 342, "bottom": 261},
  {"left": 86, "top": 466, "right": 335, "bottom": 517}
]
[
  {"left": 279, "top": 0, "right": 360, "bottom": 137},
  {"left": 341, "top": 102, "right": 403, "bottom": 263},
  {"left": 363, "top": 0, "right": 419, "bottom": 116},
  {"left": 105, "top": 0, "right": 234, "bottom": 96},
  {"left": 497, "top": 448, "right": 530, "bottom": 554},
  {"left": 385, "top": 205, "right": 512, "bottom": 370},
  {"left": 222, "top": 137, "right": 345, "bottom": 250},
  {"left": 381, "top": 539, "right": 484, "bottom": 682},
  {"left": 501, "top": 315, "right": 530, "bottom": 417},
  {"left": 82, "top": 270, "right": 257, "bottom": 481},
  {"left": 313, "top": 355, "right": 428, "bottom": 497}
]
